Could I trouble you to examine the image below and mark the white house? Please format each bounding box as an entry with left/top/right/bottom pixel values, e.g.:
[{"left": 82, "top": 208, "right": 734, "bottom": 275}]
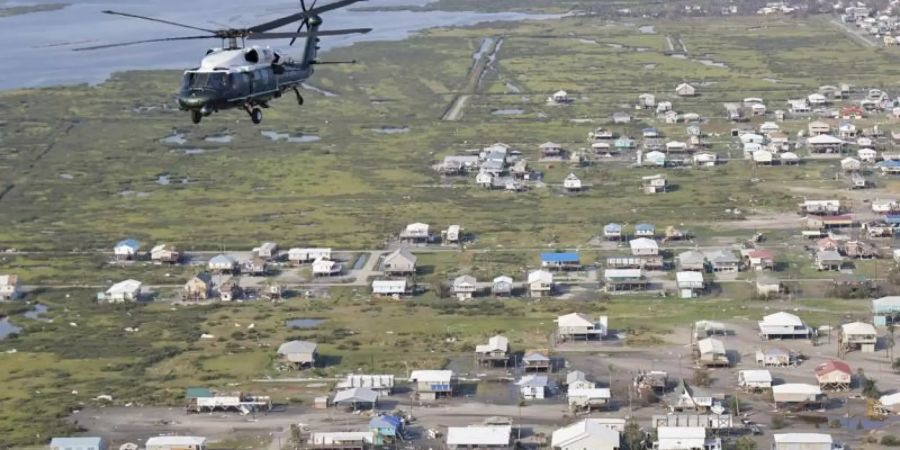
[
  {"left": 772, "top": 433, "right": 832, "bottom": 450},
  {"left": 841, "top": 157, "right": 861, "bottom": 172},
  {"left": 255, "top": 242, "right": 278, "bottom": 259},
  {"left": 676, "top": 271, "right": 704, "bottom": 298},
  {"left": 630, "top": 238, "right": 659, "bottom": 256},
  {"left": 289, "top": 248, "right": 332, "bottom": 263},
  {"left": 556, "top": 312, "right": 608, "bottom": 341},
  {"left": 491, "top": 276, "right": 513, "bottom": 296},
  {"left": 372, "top": 280, "right": 408, "bottom": 297},
  {"left": 858, "top": 148, "right": 877, "bottom": 162},
  {"left": 50, "top": 437, "right": 108, "bottom": 450},
  {"left": 758, "top": 312, "right": 812, "bottom": 339},
  {"left": 145, "top": 436, "right": 207, "bottom": 450},
  {"left": 452, "top": 275, "right": 477, "bottom": 300},
  {"left": 446, "top": 426, "right": 511, "bottom": 450},
  {"left": 312, "top": 258, "right": 342, "bottom": 276},
  {"left": 104, "top": 279, "right": 142, "bottom": 302},
  {"left": 551, "top": 419, "right": 621, "bottom": 450},
  {"left": 567, "top": 387, "right": 611, "bottom": 410},
  {"left": 693, "top": 152, "right": 717, "bottom": 167},
  {"left": 517, "top": 375, "right": 548, "bottom": 399},
  {"left": 549, "top": 90, "right": 570, "bottom": 104},
  {"left": 676, "top": 83, "right": 696, "bottom": 97},
  {"left": 0, "top": 275, "right": 20, "bottom": 300},
  {"left": 528, "top": 270, "right": 553, "bottom": 298},
  {"left": 772, "top": 383, "right": 823, "bottom": 404},
  {"left": 208, "top": 254, "right": 237, "bottom": 273},
  {"left": 657, "top": 427, "right": 720, "bottom": 450},
  {"left": 753, "top": 150, "right": 774, "bottom": 164},
  {"left": 738, "top": 369, "right": 773, "bottom": 390},
  {"left": 114, "top": 239, "right": 140, "bottom": 260},
  {"left": 563, "top": 173, "right": 583, "bottom": 191}
]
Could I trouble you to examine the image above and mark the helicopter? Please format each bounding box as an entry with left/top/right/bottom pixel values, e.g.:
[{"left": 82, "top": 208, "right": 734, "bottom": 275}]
[{"left": 76, "top": 0, "right": 371, "bottom": 124}]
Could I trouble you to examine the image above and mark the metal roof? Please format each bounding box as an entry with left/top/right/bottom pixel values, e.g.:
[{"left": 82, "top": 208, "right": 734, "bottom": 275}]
[
  {"left": 50, "top": 437, "right": 105, "bottom": 448},
  {"left": 446, "top": 425, "right": 511, "bottom": 446},
  {"left": 657, "top": 427, "right": 706, "bottom": 439},
  {"left": 146, "top": 436, "right": 207, "bottom": 446},
  {"left": 541, "top": 252, "right": 579, "bottom": 263},
  {"left": 739, "top": 370, "right": 772, "bottom": 384},
  {"left": 277, "top": 340, "right": 317, "bottom": 355},
  {"left": 557, "top": 312, "right": 595, "bottom": 328},
  {"left": 772, "top": 383, "right": 822, "bottom": 395},
  {"left": 697, "top": 338, "right": 725, "bottom": 355},
  {"left": 773, "top": 433, "right": 832, "bottom": 444},
  {"left": 333, "top": 387, "right": 379, "bottom": 404},
  {"left": 409, "top": 370, "right": 453, "bottom": 383}
]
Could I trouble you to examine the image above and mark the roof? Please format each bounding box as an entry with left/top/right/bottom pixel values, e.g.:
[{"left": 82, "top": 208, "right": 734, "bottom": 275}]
[
  {"left": 541, "top": 252, "right": 579, "bottom": 263},
  {"left": 605, "top": 269, "right": 642, "bottom": 279},
  {"left": 145, "top": 436, "right": 207, "bottom": 446},
  {"left": 568, "top": 387, "right": 611, "bottom": 398},
  {"left": 657, "top": 427, "right": 706, "bottom": 439},
  {"left": 761, "top": 312, "right": 803, "bottom": 326},
  {"left": 333, "top": 387, "right": 379, "bottom": 404},
  {"left": 528, "top": 269, "right": 553, "bottom": 284},
  {"left": 517, "top": 375, "right": 549, "bottom": 387},
  {"left": 773, "top": 433, "right": 832, "bottom": 444},
  {"left": 676, "top": 271, "right": 704, "bottom": 283},
  {"left": 604, "top": 223, "right": 622, "bottom": 232},
  {"left": 209, "top": 254, "right": 236, "bottom": 265},
  {"left": 807, "top": 134, "right": 844, "bottom": 145},
  {"left": 557, "top": 312, "right": 595, "bottom": 328},
  {"left": 492, "top": 275, "right": 513, "bottom": 284},
  {"left": 841, "top": 321, "right": 876, "bottom": 335},
  {"left": 107, "top": 279, "right": 141, "bottom": 294},
  {"left": 446, "top": 426, "right": 511, "bottom": 446},
  {"left": 115, "top": 238, "right": 140, "bottom": 249},
  {"left": 523, "top": 351, "right": 550, "bottom": 362},
  {"left": 409, "top": 370, "right": 453, "bottom": 383},
  {"left": 772, "top": 383, "right": 822, "bottom": 395},
  {"left": 278, "top": 340, "right": 317, "bottom": 355},
  {"left": 551, "top": 419, "right": 621, "bottom": 449},
  {"left": 50, "top": 437, "right": 105, "bottom": 447},
  {"left": 567, "top": 370, "right": 586, "bottom": 384},
  {"left": 372, "top": 279, "right": 407, "bottom": 293},
  {"left": 873, "top": 296, "right": 900, "bottom": 311},
  {"left": 635, "top": 223, "right": 655, "bottom": 231},
  {"left": 817, "top": 250, "right": 843, "bottom": 261},
  {"left": 739, "top": 370, "right": 773, "bottom": 383},
  {"left": 453, "top": 275, "right": 477, "bottom": 286},
  {"left": 879, "top": 392, "right": 900, "bottom": 406},
  {"left": 384, "top": 248, "right": 417, "bottom": 265},
  {"left": 370, "top": 414, "right": 403, "bottom": 429},
  {"left": 185, "top": 387, "right": 213, "bottom": 399},
  {"left": 678, "top": 250, "right": 705, "bottom": 264},
  {"left": 705, "top": 249, "right": 738, "bottom": 264},
  {"left": 697, "top": 337, "right": 725, "bottom": 355},
  {"left": 629, "top": 238, "right": 658, "bottom": 250},
  {"left": 475, "top": 335, "right": 509, "bottom": 353},
  {"left": 815, "top": 360, "right": 852, "bottom": 376}
]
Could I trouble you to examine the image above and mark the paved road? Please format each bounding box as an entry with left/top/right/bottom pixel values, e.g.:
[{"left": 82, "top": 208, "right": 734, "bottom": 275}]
[{"left": 829, "top": 18, "right": 878, "bottom": 48}]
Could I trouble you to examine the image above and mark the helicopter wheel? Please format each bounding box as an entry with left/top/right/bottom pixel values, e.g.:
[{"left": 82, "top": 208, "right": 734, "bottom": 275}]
[
  {"left": 250, "top": 108, "right": 263, "bottom": 124},
  {"left": 191, "top": 110, "right": 202, "bottom": 124}
]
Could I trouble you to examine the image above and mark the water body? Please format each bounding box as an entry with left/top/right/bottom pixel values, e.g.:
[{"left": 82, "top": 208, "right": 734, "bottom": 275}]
[
  {"left": 204, "top": 134, "right": 233, "bottom": 143},
  {"left": 286, "top": 318, "right": 325, "bottom": 329},
  {"left": 371, "top": 126, "right": 410, "bottom": 134},
  {"left": 0, "top": 317, "right": 21, "bottom": 340},
  {"left": 261, "top": 131, "right": 321, "bottom": 143},
  {"left": 183, "top": 148, "right": 205, "bottom": 155},
  {"left": 0, "top": 0, "right": 559, "bottom": 89},
  {"left": 59, "top": 173, "right": 74, "bottom": 179},
  {"left": 492, "top": 109, "right": 524, "bottom": 116},
  {"left": 23, "top": 304, "right": 50, "bottom": 321},
  {"left": 696, "top": 59, "right": 728, "bottom": 68},
  {"left": 160, "top": 133, "right": 186, "bottom": 145}
]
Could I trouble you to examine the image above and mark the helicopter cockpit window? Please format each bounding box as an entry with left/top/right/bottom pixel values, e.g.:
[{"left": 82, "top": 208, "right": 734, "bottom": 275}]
[{"left": 181, "top": 72, "right": 227, "bottom": 90}]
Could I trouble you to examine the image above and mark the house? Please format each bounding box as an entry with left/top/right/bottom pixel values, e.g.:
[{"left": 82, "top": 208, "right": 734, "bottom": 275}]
[
  {"left": 815, "top": 250, "right": 843, "bottom": 271},
  {"left": 183, "top": 273, "right": 212, "bottom": 301},
  {"left": 527, "top": 269, "right": 553, "bottom": 298},
  {"left": 775, "top": 109, "right": 787, "bottom": 121},
  {"left": 657, "top": 101, "right": 673, "bottom": 113},
  {"left": 338, "top": 374, "right": 395, "bottom": 395},
  {"left": 677, "top": 250, "right": 706, "bottom": 271},
  {"left": 643, "top": 127, "right": 660, "bottom": 138},
  {"left": 753, "top": 150, "right": 774, "bottom": 164},
  {"left": 676, "top": 271, "right": 705, "bottom": 298},
  {"left": 664, "top": 110, "right": 679, "bottom": 124},
  {"left": 556, "top": 312, "right": 608, "bottom": 342},
  {"left": 549, "top": 90, "right": 570, "bottom": 104},
  {"left": 876, "top": 393, "right": 900, "bottom": 415},
  {"left": 150, "top": 244, "right": 180, "bottom": 264},
  {"left": 788, "top": 99, "right": 810, "bottom": 113},
  {"left": 839, "top": 322, "right": 877, "bottom": 352},
  {"left": 604, "top": 269, "right": 647, "bottom": 292},
  {"left": 452, "top": 275, "right": 477, "bottom": 300},
  {"left": 705, "top": 250, "right": 740, "bottom": 272},
  {"left": 807, "top": 134, "right": 844, "bottom": 152},
  {"left": 780, "top": 152, "right": 800, "bottom": 165},
  {"left": 772, "top": 433, "right": 832, "bottom": 450},
  {"left": 841, "top": 157, "right": 861, "bottom": 172},
  {"left": 603, "top": 223, "right": 623, "bottom": 240},
  {"left": 255, "top": 242, "right": 278, "bottom": 259},
  {"left": 446, "top": 425, "right": 511, "bottom": 450},
  {"left": 50, "top": 437, "right": 108, "bottom": 450},
  {"left": 476, "top": 171, "right": 494, "bottom": 187},
  {"left": 308, "top": 432, "right": 373, "bottom": 449},
  {"left": 313, "top": 258, "right": 342, "bottom": 277},
  {"left": 740, "top": 133, "right": 765, "bottom": 145},
  {"left": 541, "top": 252, "right": 581, "bottom": 271},
  {"left": 612, "top": 111, "right": 631, "bottom": 124},
  {"left": 642, "top": 174, "right": 667, "bottom": 193},
  {"left": 566, "top": 370, "right": 594, "bottom": 391},
  {"left": 634, "top": 223, "right": 656, "bottom": 238},
  {"left": 217, "top": 278, "right": 241, "bottom": 301},
  {"left": 551, "top": 419, "right": 621, "bottom": 450},
  {"left": 114, "top": 239, "right": 140, "bottom": 261},
  {"left": 242, "top": 257, "right": 267, "bottom": 276},
  {"left": 630, "top": 238, "right": 659, "bottom": 256},
  {"left": 738, "top": 369, "right": 773, "bottom": 390},
  {"left": 615, "top": 137, "right": 636, "bottom": 150},
  {"left": 444, "top": 224, "right": 463, "bottom": 244},
  {"left": 756, "top": 348, "right": 795, "bottom": 367},
  {"left": 484, "top": 276, "right": 512, "bottom": 297},
  {"left": 838, "top": 122, "right": 858, "bottom": 139},
  {"left": 666, "top": 141, "right": 688, "bottom": 153},
  {"left": 743, "top": 249, "right": 775, "bottom": 271},
  {"left": 145, "top": 436, "right": 207, "bottom": 450},
  {"left": 676, "top": 83, "right": 696, "bottom": 97},
  {"left": 772, "top": 384, "right": 824, "bottom": 408},
  {"left": 104, "top": 279, "right": 142, "bottom": 302},
  {"left": 522, "top": 349, "right": 552, "bottom": 372},
  {"left": 665, "top": 379, "right": 716, "bottom": 413},
  {"left": 873, "top": 296, "right": 900, "bottom": 326},
  {"left": 475, "top": 335, "right": 509, "bottom": 366},
  {"left": 758, "top": 312, "right": 812, "bottom": 340},
  {"left": 567, "top": 387, "right": 611, "bottom": 411},
  {"left": 638, "top": 93, "right": 656, "bottom": 108},
  {"left": 644, "top": 150, "right": 667, "bottom": 167},
  {"left": 399, "top": 222, "right": 431, "bottom": 243},
  {"left": 807, "top": 93, "right": 828, "bottom": 106},
  {"left": 756, "top": 275, "right": 782, "bottom": 298},
  {"left": 657, "top": 427, "right": 720, "bottom": 450},
  {"left": 0, "top": 274, "right": 20, "bottom": 300},
  {"left": 369, "top": 415, "right": 404, "bottom": 446},
  {"left": 540, "top": 142, "right": 564, "bottom": 158},
  {"left": 382, "top": 248, "right": 417, "bottom": 275},
  {"left": 814, "top": 360, "right": 852, "bottom": 391},
  {"left": 333, "top": 387, "right": 379, "bottom": 410},
  {"left": 882, "top": 159, "right": 900, "bottom": 174},
  {"left": 800, "top": 200, "right": 841, "bottom": 215},
  {"left": 563, "top": 173, "right": 582, "bottom": 191},
  {"left": 372, "top": 279, "right": 409, "bottom": 299},
  {"left": 409, "top": 370, "right": 454, "bottom": 400},
  {"left": 288, "top": 248, "right": 331, "bottom": 264},
  {"left": 693, "top": 152, "right": 717, "bottom": 167},
  {"left": 695, "top": 337, "right": 729, "bottom": 367},
  {"left": 517, "top": 375, "right": 548, "bottom": 399},
  {"left": 277, "top": 340, "right": 318, "bottom": 369},
  {"left": 859, "top": 148, "right": 878, "bottom": 163},
  {"left": 208, "top": 254, "right": 237, "bottom": 274}
]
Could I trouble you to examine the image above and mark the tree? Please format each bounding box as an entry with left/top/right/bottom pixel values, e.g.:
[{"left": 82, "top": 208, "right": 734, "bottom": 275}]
[
  {"left": 732, "top": 436, "right": 758, "bottom": 450},
  {"left": 692, "top": 368, "right": 712, "bottom": 387},
  {"left": 893, "top": 358, "right": 900, "bottom": 373},
  {"left": 862, "top": 377, "right": 881, "bottom": 399},
  {"left": 623, "top": 418, "right": 645, "bottom": 450}
]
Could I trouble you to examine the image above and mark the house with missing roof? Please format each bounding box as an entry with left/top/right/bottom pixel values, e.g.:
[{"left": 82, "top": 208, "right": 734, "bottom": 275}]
[{"left": 277, "top": 340, "right": 318, "bottom": 369}]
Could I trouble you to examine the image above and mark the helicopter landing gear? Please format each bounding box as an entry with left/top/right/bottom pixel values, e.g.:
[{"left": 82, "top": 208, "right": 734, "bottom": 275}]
[
  {"left": 250, "top": 108, "right": 263, "bottom": 124},
  {"left": 293, "top": 87, "right": 304, "bottom": 106},
  {"left": 191, "top": 110, "right": 202, "bottom": 124}
]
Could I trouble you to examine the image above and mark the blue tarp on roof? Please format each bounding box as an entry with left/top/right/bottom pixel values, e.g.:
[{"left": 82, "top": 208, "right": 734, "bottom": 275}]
[
  {"left": 635, "top": 223, "right": 655, "bottom": 231},
  {"left": 604, "top": 223, "right": 622, "bottom": 232},
  {"left": 541, "top": 252, "right": 579, "bottom": 263},
  {"left": 185, "top": 387, "right": 213, "bottom": 399},
  {"left": 116, "top": 238, "right": 140, "bottom": 249},
  {"left": 370, "top": 414, "right": 403, "bottom": 431},
  {"left": 881, "top": 160, "right": 900, "bottom": 168},
  {"left": 885, "top": 215, "right": 900, "bottom": 225}
]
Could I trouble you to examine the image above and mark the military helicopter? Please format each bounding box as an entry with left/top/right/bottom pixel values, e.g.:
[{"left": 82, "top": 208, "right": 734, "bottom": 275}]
[{"left": 76, "top": 0, "right": 371, "bottom": 124}]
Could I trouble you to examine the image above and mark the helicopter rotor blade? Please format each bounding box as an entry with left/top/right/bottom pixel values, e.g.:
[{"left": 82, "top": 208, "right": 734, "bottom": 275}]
[
  {"left": 73, "top": 35, "right": 214, "bottom": 51},
  {"left": 248, "top": 0, "right": 366, "bottom": 33},
  {"left": 289, "top": 0, "right": 309, "bottom": 46},
  {"left": 100, "top": 10, "right": 218, "bottom": 33},
  {"left": 249, "top": 28, "right": 372, "bottom": 40}
]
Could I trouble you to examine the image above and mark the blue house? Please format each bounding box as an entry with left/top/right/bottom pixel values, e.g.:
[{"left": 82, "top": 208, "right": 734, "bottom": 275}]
[
  {"left": 370, "top": 414, "right": 404, "bottom": 445},
  {"left": 541, "top": 252, "right": 581, "bottom": 270},
  {"left": 635, "top": 223, "right": 656, "bottom": 237},
  {"left": 603, "top": 223, "right": 623, "bottom": 240},
  {"left": 614, "top": 137, "right": 635, "bottom": 149},
  {"left": 50, "top": 437, "right": 108, "bottom": 450}
]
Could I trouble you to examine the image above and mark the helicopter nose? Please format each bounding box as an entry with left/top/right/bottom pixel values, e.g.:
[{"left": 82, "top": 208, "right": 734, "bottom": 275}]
[{"left": 178, "top": 95, "right": 208, "bottom": 109}]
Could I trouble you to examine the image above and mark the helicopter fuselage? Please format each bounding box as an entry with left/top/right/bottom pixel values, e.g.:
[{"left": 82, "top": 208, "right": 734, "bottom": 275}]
[{"left": 178, "top": 45, "right": 312, "bottom": 123}]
